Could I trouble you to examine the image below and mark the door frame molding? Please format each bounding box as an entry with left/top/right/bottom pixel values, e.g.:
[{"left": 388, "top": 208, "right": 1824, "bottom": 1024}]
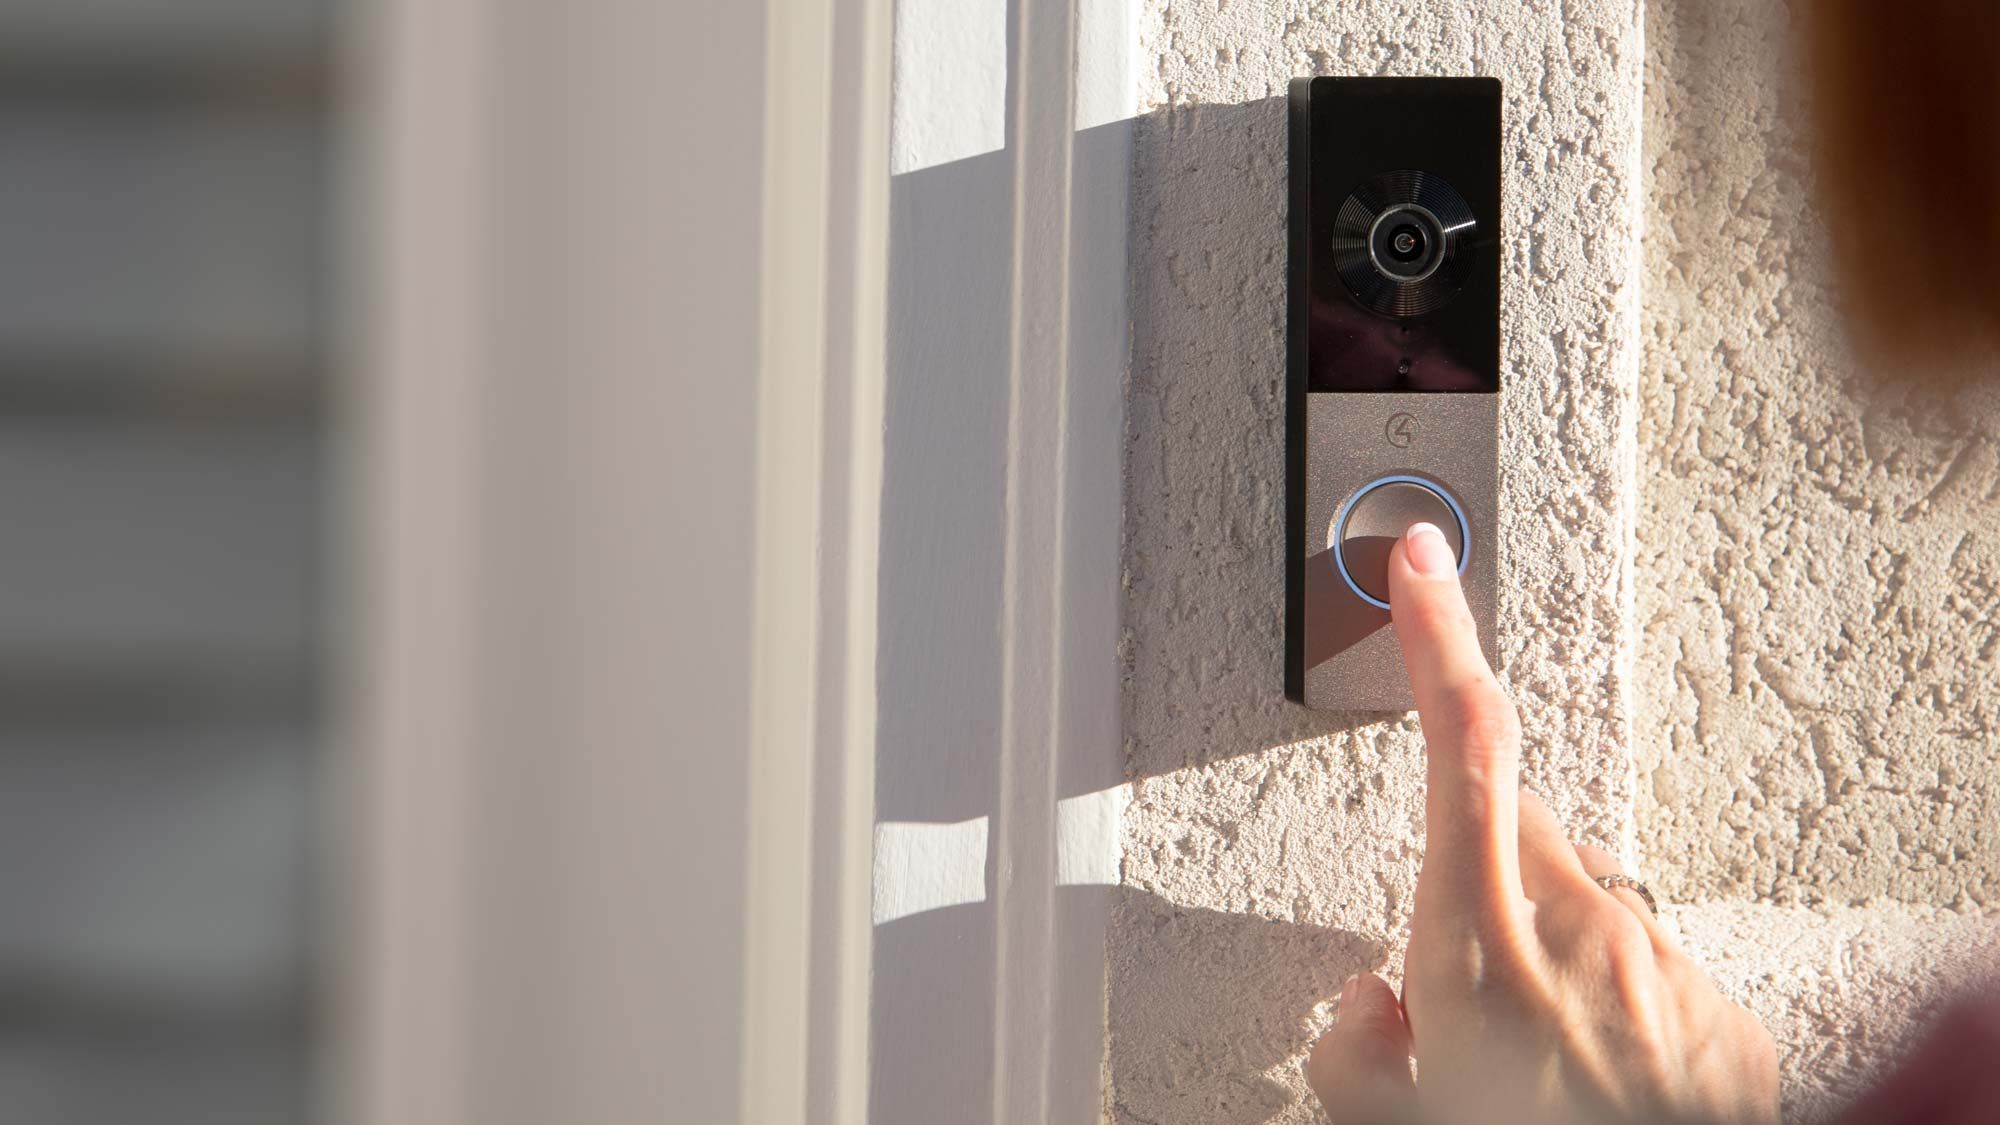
[
  {"left": 334, "top": 0, "right": 888, "bottom": 1121},
  {"left": 749, "top": 0, "right": 891, "bottom": 1122}
]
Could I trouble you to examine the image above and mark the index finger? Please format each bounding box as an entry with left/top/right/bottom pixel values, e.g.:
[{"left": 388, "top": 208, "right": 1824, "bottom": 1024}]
[{"left": 1387, "top": 522, "right": 1522, "bottom": 914}]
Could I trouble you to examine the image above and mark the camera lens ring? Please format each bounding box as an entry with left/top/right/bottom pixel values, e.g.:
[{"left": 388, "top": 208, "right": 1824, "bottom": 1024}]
[
  {"left": 1365, "top": 204, "right": 1447, "bottom": 284},
  {"left": 1329, "top": 170, "right": 1480, "bottom": 318}
]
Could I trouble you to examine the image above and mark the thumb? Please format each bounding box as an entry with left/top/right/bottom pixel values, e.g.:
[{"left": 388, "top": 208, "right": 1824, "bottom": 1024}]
[{"left": 1307, "top": 974, "right": 1417, "bottom": 1125}]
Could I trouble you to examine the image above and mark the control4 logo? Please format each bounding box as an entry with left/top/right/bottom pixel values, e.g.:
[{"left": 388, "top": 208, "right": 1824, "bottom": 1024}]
[{"left": 1384, "top": 412, "right": 1417, "bottom": 449}]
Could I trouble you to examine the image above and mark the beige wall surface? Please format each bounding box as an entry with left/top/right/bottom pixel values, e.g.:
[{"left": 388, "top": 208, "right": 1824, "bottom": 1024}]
[
  {"left": 1638, "top": 0, "right": 2000, "bottom": 910},
  {"left": 1636, "top": 2, "right": 2000, "bottom": 1111},
  {"left": 1111, "top": 1, "right": 1999, "bottom": 1122}
]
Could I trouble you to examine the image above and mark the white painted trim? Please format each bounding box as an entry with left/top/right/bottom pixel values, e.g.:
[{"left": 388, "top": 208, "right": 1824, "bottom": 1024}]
[
  {"left": 331, "top": 0, "right": 487, "bottom": 1120},
  {"left": 748, "top": 0, "right": 890, "bottom": 1119},
  {"left": 743, "top": 0, "right": 835, "bottom": 1114},
  {"left": 815, "top": 2, "right": 892, "bottom": 1122},
  {"left": 871, "top": 0, "right": 1130, "bottom": 1118},
  {"left": 333, "top": 0, "right": 887, "bottom": 1121},
  {"left": 744, "top": 0, "right": 893, "bottom": 1119},
  {"left": 992, "top": 0, "right": 1079, "bottom": 1118}
]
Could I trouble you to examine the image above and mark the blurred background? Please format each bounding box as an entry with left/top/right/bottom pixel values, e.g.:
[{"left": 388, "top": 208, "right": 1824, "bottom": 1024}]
[
  {"left": 0, "top": 0, "right": 331, "bottom": 1119},
  {"left": 0, "top": 0, "right": 845, "bottom": 1120}
]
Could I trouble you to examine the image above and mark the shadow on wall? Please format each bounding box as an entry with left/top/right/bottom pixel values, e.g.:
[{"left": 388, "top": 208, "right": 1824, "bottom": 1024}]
[
  {"left": 874, "top": 120, "right": 1133, "bottom": 826},
  {"left": 870, "top": 111, "right": 1131, "bottom": 1123},
  {"left": 875, "top": 96, "right": 1383, "bottom": 818},
  {"left": 871, "top": 885, "right": 1117, "bottom": 1124},
  {"left": 1122, "top": 93, "right": 1405, "bottom": 789},
  {"left": 1106, "top": 890, "right": 1383, "bottom": 1125},
  {"left": 874, "top": 87, "right": 1410, "bottom": 1125},
  {"left": 871, "top": 886, "right": 1381, "bottom": 1125}
]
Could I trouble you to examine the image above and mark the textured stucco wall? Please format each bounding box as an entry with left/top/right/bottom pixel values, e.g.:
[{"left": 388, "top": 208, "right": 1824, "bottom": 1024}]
[
  {"left": 1634, "top": 0, "right": 2000, "bottom": 1111},
  {"left": 1637, "top": 0, "right": 2000, "bottom": 910},
  {"left": 1113, "top": 3, "right": 1644, "bottom": 1122},
  {"left": 1111, "top": 1, "right": 1999, "bottom": 1122},
  {"left": 1671, "top": 903, "right": 1996, "bottom": 1120}
]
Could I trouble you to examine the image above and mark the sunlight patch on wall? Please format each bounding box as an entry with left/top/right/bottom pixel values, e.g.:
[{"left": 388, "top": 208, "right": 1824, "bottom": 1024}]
[
  {"left": 1074, "top": 0, "right": 1137, "bottom": 131},
  {"left": 872, "top": 817, "right": 989, "bottom": 924},
  {"left": 891, "top": 0, "right": 1006, "bottom": 174},
  {"left": 1056, "top": 783, "right": 1128, "bottom": 887}
]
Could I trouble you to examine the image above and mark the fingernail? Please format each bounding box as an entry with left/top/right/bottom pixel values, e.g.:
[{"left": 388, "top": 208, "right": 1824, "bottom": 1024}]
[
  {"left": 1339, "top": 975, "right": 1359, "bottom": 1008},
  {"left": 1405, "top": 522, "right": 1454, "bottom": 578}
]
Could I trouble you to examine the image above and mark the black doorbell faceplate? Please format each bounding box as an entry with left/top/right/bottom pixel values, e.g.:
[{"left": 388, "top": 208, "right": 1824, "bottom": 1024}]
[{"left": 1287, "top": 76, "right": 1503, "bottom": 711}]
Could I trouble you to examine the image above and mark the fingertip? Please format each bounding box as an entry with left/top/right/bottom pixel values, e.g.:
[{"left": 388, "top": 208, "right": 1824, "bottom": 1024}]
[
  {"left": 1386, "top": 522, "right": 1459, "bottom": 592},
  {"left": 1402, "top": 522, "right": 1456, "bottom": 578},
  {"left": 1308, "top": 972, "right": 1416, "bottom": 1120},
  {"left": 1385, "top": 548, "right": 1468, "bottom": 646},
  {"left": 1332, "top": 972, "right": 1410, "bottom": 1052},
  {"left": 1385, "top": 524, "right": 1488, "bottom": 697}
]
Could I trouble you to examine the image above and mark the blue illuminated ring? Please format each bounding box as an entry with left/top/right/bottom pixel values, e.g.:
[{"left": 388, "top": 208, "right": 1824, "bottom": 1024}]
[{"left": 1329, "top": 474, "right": 1471, "bottom": 611}]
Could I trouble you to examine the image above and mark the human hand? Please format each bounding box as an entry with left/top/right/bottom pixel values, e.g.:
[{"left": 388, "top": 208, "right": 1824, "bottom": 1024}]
[{"left": 1305, "top": 523, "right": 1780, "bottom": 1125}]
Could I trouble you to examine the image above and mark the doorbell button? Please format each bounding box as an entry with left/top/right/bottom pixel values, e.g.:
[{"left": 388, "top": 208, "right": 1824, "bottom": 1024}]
[{"left": 1330, "top": 476, "right": 1469, "bottom": 609}]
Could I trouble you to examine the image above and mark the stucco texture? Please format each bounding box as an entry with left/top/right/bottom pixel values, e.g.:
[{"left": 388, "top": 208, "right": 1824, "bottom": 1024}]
[
  {"left": 1632, "top": 0, "right": 2000, "bottom": 1111},
  {"left": 1111, "top": 1, "right": 1999, "bottom": 1122},
  {"left": 1636, "top": 0, "right": 2000, "bottom": 909}
]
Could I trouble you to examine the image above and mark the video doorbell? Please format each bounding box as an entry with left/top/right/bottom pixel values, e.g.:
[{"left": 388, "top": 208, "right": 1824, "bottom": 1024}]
[{"left": 1286, "top": 76, "right": 1502, "bottom": 711}]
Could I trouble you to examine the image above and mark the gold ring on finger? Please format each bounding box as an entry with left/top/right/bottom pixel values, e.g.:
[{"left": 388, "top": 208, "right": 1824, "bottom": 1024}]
[{"left": 1594, "top": 873, "right": 1658, "bottom": 915}]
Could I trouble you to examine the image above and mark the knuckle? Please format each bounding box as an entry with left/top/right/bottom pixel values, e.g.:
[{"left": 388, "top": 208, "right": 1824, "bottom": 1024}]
[
  {"left": 1351, "top": 1013, "right": 1407, "bottom": 1059},
  {"left": 1597, "top": 933, "right": 1669, "bottom": 1021},
  {"left": 1602, "top": 913, "right": 1653, "bottom": 959},
  {"left": 1478, "top": 913, "right": 1551, "bottom": 991},
  {"left": 1554, "top": 893, "right": 1654, "bottom": 966},
  {"left": 1308, "top": 999, "right": 1408, "bottom": 1093},
  {"left": 1604, "top": 925, "right": 1658, "bottom": 981},
  {"left": 1439, "top": 690, "right": 1520, "bottom": 750},
  {"left": 1736, "top": 1007, "right": 1779, "bottom": 1061},
  {"left": 1656, "top": 947, "right": 1706, "bottom": 988},
  {"left": 1414, "top": 914, "right": 1537, "bottom": 994},
  {"left": 1430, "top": 691, "right": 1521, "bottom": 789},
  {"left": 1466, "top": 947, "right": 1563, "bottom": 1024}
]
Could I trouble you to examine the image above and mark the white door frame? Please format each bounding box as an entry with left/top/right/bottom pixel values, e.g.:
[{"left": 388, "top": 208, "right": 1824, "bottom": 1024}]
[
  {"left": 333, "top": 0, "right": 888, "bottom": 1121},
  {"left": 866, "top": 1, "right": 1132, "bottom": 1120}
]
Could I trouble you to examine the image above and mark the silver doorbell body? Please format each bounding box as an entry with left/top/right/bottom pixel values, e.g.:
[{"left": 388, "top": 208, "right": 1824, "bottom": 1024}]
[{"left": 1286, "top": 76, "right": 1502, "bottom": 711}]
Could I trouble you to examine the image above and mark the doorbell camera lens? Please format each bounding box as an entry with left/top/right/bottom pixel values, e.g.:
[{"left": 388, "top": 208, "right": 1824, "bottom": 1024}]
[
  {"left": 1332, "top": 171, "right": 1479, "bottom": 318},
  {"left": 1369, "top": 207, "right": 1444, "bottom": 281}
]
